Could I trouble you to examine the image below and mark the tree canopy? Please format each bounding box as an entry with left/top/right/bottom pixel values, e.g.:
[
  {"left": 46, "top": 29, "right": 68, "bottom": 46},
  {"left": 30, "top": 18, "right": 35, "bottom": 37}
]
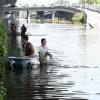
[{"left": 80, "top": 0, "right": 100, "bottom": 4}]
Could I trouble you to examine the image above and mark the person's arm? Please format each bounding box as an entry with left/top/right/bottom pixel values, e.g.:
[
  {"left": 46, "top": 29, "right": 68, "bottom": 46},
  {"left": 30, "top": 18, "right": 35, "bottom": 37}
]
[
  {"left": 45, "top": 47, "right": 52, "bottom": 59},
  {"left": 25, "top": 27, "right": 27, "bottom": 32},
  {"left": 38, "top": 47, "right": 41, "bottom": 62},
  {"left": 29, "top": 43, "right": 35, "bottom": 57},
  {"left": 45, "top": 52, "right": 52, "bottom": 59},
  {"left": 38, "top": 52, "right": 41, "bottom": 62}
]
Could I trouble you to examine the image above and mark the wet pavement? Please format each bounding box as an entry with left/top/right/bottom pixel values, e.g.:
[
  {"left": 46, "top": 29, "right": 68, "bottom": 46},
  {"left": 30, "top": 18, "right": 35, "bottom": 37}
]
[{"left": 4, "top": 23, "right": 100, "bottom": 100}]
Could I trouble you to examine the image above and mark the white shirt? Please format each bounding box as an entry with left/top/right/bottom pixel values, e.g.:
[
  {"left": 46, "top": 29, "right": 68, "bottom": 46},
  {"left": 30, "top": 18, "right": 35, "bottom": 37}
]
[
  {"left": 38, "top": 46, "right": 48, "bottom": 54},
  {"left": 38, "top": 46, "right": 48, "bottom": 63}
]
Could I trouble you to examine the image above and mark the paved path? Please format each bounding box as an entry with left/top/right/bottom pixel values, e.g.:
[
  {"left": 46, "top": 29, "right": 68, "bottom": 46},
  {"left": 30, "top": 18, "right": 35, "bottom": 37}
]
[
  {"left": 76, "top": 7, "right": 100, "bottom": 29},
  {"left": 85, "top": 9, "right": 100, "bottom": 29}
]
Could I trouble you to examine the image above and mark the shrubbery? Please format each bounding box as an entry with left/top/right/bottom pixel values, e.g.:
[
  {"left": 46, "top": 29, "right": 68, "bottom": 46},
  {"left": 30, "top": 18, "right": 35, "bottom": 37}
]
[
  {"left": 0, "top": 20, "right": 8, "bottom": 100},
  {"left": 72, "top": 12, "right": 85, "bottom": 24}
]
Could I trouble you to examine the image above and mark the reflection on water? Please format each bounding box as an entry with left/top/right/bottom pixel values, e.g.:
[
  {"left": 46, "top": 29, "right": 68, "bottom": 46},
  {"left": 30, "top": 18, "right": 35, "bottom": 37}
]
[{"left": 5, "top": 24, "right": 100, "bottom": 100}]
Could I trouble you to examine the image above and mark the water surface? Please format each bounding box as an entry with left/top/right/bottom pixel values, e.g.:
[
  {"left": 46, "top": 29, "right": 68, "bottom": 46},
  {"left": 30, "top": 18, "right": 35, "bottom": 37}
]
[{"left": 5, "top": 23, "right": 100, "bottom": 100}]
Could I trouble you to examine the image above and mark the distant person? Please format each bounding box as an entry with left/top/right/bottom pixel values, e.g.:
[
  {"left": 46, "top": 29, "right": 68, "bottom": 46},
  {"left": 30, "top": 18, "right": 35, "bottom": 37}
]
[
  {"left": 38, "top": 38, "right": 52, "bottom": 64},
  {"left": 21, "top": 35, "right": 34, "bottom": 57},
  {"left": 11, "top": 23, "right": 16, "bottom": 37},
  {"left": 21, "top": 24, "right": 27, "bottom": 35}
]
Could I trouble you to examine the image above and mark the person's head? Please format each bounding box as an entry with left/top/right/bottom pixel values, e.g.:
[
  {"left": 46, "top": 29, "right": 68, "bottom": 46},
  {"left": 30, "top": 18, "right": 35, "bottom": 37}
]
[
  {"left": 41, "top": 38, "right": 46, "bottom": 46},
  {"left": 23, "top": 24, "right": 25, "bottom": 27},
  {"left": 11, "top": 23, "right": 15, "bottom": 28},
  {"left": 22, "top": 35, "right": 28, "bottom": 43}
]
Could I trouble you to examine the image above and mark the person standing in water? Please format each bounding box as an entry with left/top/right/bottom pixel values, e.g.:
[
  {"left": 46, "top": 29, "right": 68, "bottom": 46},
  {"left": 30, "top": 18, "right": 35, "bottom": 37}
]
[
  {"left": 38, "top": 38, "right": 52, "bottom": 65},
  {"left": 21, "top": 24, "right": 27, "bottom": 35},
  {"left": 21, "top": 35, "right": 34, "bottom": 57},
  {"left": 11, "top": 23, "right": 16, "bottom": 37}
]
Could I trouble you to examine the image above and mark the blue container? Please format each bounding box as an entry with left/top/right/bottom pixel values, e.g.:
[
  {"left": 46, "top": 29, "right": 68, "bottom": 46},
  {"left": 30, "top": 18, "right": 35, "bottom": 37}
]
[
  {"left": 8, "top": 57, "right": 31, "bottom": 65},
  {"left": 13, "top": 58, "right": 24, "bottom": 64},
  {"left": 8, "top": 57, "right": 30, "bottom": 67}
]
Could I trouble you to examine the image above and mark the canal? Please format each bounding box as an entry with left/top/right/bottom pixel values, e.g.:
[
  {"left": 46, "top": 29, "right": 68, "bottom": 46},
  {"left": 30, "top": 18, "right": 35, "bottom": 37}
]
[{"left": 5, "top": 23, "right": 100, "bottom": 100}]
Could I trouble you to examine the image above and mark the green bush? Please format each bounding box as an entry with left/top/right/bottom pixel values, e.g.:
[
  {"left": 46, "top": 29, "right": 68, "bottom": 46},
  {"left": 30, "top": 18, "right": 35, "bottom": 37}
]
[
  {"left": 0, "top": 20, "right": 8, "bottom": 100},
  {"left": 0, "top": 21, "right": 8, "bottom": 57},
  {"left": 72, "top": 12, "right": 84, "bottom": 24}
]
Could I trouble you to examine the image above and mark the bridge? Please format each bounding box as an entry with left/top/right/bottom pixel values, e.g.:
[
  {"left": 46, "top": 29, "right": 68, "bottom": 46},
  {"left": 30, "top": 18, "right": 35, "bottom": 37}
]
[
  {"left": 75, "top": 6, "right": 100, "bottom": 29},
  {"left": 3, "top": 6, "right": 81, "bottom": 23},
  {"left": 3, "top": 6, "right": 100, "bottom": 29},
  {"left": 3, "top": 6, "right": 81, "bottom": 14}
]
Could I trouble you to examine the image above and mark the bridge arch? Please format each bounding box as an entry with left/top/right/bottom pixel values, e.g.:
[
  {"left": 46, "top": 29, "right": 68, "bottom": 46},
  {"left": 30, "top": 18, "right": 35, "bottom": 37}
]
[{"left": 3, "top": 6, "right": 81, "bottom": 23}]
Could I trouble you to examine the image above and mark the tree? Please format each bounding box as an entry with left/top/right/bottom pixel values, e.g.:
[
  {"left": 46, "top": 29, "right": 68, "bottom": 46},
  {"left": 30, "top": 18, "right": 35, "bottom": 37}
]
[{"left": 80, "top": 0, "right": 100, "bottom": 4}]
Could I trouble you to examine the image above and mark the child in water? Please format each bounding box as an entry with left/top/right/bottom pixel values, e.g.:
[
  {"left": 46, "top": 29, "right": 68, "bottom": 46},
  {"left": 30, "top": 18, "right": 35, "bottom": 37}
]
[{"left": 38, "top": 38, "right": 52, "bottom": 64}]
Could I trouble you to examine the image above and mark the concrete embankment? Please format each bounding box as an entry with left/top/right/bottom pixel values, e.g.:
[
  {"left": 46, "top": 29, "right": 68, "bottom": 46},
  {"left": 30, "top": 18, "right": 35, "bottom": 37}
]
[{"left": 85, "top": 9, "right": 100, "bottom": 29}]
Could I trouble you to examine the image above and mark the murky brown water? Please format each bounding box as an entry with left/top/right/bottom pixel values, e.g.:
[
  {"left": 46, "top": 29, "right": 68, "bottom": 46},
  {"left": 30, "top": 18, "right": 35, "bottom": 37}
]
[{"left": 5, "top": 23, "right": 100, "bottom": 100}]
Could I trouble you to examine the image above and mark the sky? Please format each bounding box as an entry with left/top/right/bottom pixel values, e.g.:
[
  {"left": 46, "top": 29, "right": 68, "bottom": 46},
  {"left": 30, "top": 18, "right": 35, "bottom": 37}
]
[{"left": 16, "top": 0, "right": 79, "bottom": 7}]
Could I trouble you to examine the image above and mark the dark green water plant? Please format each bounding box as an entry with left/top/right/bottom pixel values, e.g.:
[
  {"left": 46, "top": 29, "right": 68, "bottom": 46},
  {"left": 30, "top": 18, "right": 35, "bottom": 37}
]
[{"left": 0, "top": 20, "right": 8, "bottom": 100}]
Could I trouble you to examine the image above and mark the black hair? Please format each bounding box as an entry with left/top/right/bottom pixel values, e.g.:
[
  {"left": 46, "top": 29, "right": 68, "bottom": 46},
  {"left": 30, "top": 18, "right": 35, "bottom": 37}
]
[
  {"left": 41, "top": 38, "right": 46, "bottom": 43},
  {"left": 22, "top": 35, "right": 28, "bottom": 41},
  {"left": 11, "top": 23, "right": 16, "bottom": 29}
]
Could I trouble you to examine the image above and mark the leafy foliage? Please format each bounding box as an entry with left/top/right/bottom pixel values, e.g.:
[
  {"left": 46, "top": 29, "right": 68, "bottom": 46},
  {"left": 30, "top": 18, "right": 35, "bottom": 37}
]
[
  {"left": 0, "top": 82, "right": 6, "bottom": 100},
  {"left": 0, "top": 20, "right": 8, "bottom": 100},
  {"left": 80, "top": 0, "right": 100, "bottom": 4},
  {"left": 0, "top": 21, "right": 8, "bottom": 57},
  {"left": 72, "top": 12, "right": 84, "bottom": 23}
]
